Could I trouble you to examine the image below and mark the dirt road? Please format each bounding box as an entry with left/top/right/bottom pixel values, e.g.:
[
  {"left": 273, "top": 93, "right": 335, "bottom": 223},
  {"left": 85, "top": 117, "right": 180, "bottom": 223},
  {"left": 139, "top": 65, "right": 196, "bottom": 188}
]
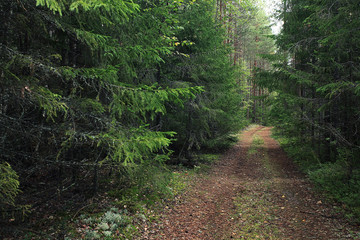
[{"left": 143, "top": 126, "right": 359, "bottom": 239}]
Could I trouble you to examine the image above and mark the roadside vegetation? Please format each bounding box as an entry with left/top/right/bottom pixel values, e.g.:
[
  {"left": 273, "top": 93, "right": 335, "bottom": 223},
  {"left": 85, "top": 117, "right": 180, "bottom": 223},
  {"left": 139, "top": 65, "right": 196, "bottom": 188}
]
[
  {"left": 1, "top": 0, "right": 272, "bottom": 237},
  {"left": 2, "top": 0, "right": 360, "bottom": 238},
  {"left": 273, "top": 130, "right": 360, "bottom": 222},
  {"left": 255, "top": 0, "right": 360, "bottom": 223}
]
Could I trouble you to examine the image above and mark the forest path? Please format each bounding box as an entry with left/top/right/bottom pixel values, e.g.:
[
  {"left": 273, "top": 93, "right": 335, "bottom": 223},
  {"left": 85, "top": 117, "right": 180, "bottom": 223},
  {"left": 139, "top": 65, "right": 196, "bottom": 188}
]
[{"left": 142, "top": 126, "right": 358, "bottom": 239}]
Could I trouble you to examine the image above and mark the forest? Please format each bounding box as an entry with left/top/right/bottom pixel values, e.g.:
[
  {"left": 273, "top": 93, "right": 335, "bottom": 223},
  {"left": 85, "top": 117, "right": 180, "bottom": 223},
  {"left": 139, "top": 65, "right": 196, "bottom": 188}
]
[{"left": 0, "top": 0, "right": 359, "bottom": 239}]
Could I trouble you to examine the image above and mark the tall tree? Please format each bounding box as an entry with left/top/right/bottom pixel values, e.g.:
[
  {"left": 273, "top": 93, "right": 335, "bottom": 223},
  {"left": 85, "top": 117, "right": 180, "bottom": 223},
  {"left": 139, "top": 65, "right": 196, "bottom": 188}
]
[
  {"left": 0, "top": 0, "right": 252, "bottom": 219},
  {"left": 160, "top": 0, "right": 249, "bottom": 162},
  {"left": 0, "top": 0, "right": 202, "bottom": 216},
  {"left": 256, "top": 0, "right": 360, "bottom": 217}
]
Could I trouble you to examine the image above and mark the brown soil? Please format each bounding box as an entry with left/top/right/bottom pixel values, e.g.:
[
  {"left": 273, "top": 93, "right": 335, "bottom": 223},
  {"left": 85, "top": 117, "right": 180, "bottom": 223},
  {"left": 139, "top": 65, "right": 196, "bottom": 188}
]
[{"left": 141, "top": 126, "right": 359, "bottom": 239}]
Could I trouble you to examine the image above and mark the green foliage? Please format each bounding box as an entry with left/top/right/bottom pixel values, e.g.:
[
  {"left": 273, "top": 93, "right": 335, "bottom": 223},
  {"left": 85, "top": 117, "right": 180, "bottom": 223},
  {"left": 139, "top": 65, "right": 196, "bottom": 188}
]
[
  {"left": 274, "top": 131, "right": 360, "bottom": 221},
  {"left": 168, "top": 170, "right": 188, "bottom": 196},
  {"left": 0, "top": 162, "right": 20, "bottom": 207},
  {"left": 97, "top": 127, "right": 175, "bottom": 166},
  {"left": 0, "top": 162, "right": 30, "bottom": 220},
  {"left": 158, "top": 0, "right": 249, "bottom": 158},
  {"left": 257, "top": 0, "right": 360, "bottom": 220},
  {"left": 78, "top": 98, "right": 105, "bottom": 114},
  {"left": 272, "top": 131, "right": 319, "bottom": 172},
  {"left": 202, "top": 134, "right": 239, "bottom": 152},
  {"left": 0, "top": 0, "right": 249, "bottom": 234},
  {"left": 308, "top": 148, "right": 360, "bottom": 219},
  {"left": 34, "top": 86, "right": 69, "bottom": 121},
  {"left": 76, "top": 208, "right": 135, "bottom": 239},
  {"left": 36, "top": 0, "right": 65, "bottom": 15},
  {"left": 0, "top": 0, "right": 208, "bottom": 227},
  {"left": 118, "top": 164, "right": 173, "bottom": 202},
  {"left": 248, "top": 134, "right": 264, "bottom": 155},
  {"left": 69, "top": 0, "right": 139, "bottom": 18},
  {"left": 233, "top": 177, "right": 280, "bottom": 239}
]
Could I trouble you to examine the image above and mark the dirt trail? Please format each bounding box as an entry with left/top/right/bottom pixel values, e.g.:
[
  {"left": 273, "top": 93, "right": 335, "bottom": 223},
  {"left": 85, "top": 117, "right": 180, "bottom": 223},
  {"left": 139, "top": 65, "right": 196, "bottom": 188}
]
[{"left": 142, "top": 126, "right": 359, "bottom": 239}]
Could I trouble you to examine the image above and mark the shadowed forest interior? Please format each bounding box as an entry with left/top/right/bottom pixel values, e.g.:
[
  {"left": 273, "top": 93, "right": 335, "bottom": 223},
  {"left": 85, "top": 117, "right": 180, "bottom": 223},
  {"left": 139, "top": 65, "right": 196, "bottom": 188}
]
[{"left": 1, "top": 0, "right": 360, "bottom": 239}]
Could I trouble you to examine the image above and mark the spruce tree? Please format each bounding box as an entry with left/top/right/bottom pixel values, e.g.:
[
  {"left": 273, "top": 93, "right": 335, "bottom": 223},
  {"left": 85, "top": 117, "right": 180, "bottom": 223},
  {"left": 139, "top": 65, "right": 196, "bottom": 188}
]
[{"left": 0, "top": 0, "right": 202, "bottom": 216}]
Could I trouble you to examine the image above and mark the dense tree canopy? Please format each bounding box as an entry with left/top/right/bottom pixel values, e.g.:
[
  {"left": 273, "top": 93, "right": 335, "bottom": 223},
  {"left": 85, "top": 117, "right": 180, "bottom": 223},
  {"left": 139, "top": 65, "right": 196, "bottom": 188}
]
[
  {"left": 7, "top": 0, "right": 359, "bottom": 236},
  {"left": 0, "top": 0, "right": 275, "bottom": 223},
  {"left": 257, "top": 0, "right": 360, "bottom": 218}
]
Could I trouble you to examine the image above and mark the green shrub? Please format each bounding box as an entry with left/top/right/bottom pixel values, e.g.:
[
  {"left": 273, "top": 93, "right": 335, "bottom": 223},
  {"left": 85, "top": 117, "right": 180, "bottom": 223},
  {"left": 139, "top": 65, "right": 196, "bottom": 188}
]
[
  {"left": 273, "top": 129, "right": 360, "bottom": 221},
  {"left": 202, "top": 134, "right": 239, "bottom": 152},
  {"left": 309, "top": 161, "right": 348, "bottom": 197},
  {"left": 309, "top": 160, "right": 360, "bottom": 218},
  {"left": 273, "top": 132, "right": 319, "bottom": 172}
]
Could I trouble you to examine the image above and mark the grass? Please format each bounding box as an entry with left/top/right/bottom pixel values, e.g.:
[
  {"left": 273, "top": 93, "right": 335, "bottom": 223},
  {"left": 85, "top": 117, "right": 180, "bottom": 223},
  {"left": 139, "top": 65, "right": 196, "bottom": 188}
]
[
  {"left": 192, "top": 153, "right": 221, "bottom": 173},
  {"left": 271, "top": 128, "right": 360, "bottom": 224},
  {"left": 59, "top": 153, "right": 221, "bottom": 239},
  {"left": 229, "top": 132, "right": 282, "bottom": 239},
  {"left": 248, "top": 134, "right": 264, "bottom": 155},
  {"left": 247, "top": 132, "right": 276, "bottom": 176},
  {"left": 232, "top": 183, "right": 281, "bottom": 239}
]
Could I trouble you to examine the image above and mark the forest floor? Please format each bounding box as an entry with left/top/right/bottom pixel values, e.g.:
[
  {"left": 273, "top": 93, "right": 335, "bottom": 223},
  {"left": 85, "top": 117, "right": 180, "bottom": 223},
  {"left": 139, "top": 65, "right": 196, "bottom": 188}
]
[{"left": 140, "top": 125, "right": 360, "bottom": 239}]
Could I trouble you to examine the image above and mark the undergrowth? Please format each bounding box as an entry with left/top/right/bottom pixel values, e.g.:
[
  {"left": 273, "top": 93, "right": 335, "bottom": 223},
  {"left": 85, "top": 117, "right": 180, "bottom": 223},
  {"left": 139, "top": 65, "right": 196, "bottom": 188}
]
[
  {"left": 272, "top": 128, "right": 360, "bottom": 222},
  {"left": 8, "top": 149, "right": 221, "bottom": 239},
  {"left": 60, "top": 153, "right": 220, "bottom": 239}
]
